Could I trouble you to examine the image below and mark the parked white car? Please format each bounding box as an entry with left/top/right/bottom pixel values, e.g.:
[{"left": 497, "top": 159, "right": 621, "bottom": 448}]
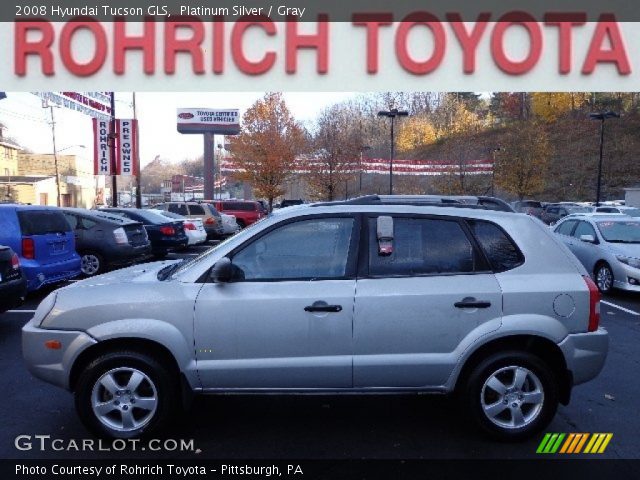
[
  {"left": 221, "top": 213, "right": 241, "bottom": 236},
  {"left": 149, "top": 209, "right": 207, "bottom": 245}
]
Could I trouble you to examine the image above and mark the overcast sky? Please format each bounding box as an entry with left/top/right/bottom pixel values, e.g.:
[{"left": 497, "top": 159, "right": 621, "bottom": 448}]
[{"left": 0, "top": 91, "right": 357, "bottom": 167}]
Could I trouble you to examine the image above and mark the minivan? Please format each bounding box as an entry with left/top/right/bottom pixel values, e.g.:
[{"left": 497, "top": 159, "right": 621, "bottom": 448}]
[{"left": 0, "top": 205, "right": 80, "bottom": 290}]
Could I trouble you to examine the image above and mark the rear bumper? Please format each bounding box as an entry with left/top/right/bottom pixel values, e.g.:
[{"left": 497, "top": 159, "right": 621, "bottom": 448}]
[
  {"left": 558, "top": 327, "right": 609, "bottom": 386},
  {"left": 187, "top": 230, "right": 207, "bottom": 245},
  {"left": 151, "top": 237, "right": 189, "bottom": 254},
  {"left": 204, "top": 225, "right": 225, "bottom": 239},
  {"left": 106, "top": 244, "right": 153, "bottom": 267},
  {"left": 0, "top": 276, "right": 27, "bottom": 312},
  {"left": 22, "top": 257, "right": 81, "bottom": 291}
]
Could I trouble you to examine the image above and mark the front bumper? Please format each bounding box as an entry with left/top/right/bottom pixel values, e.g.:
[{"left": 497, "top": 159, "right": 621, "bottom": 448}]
[
  {"left": 612, "top": 262, "right": 640, "bottom": 292},
  {"left": 22, "top": 318, "right": 96, "bottom": 390},
  {"left": 558, "top": 327, "right": 609, "bottom": 386}
]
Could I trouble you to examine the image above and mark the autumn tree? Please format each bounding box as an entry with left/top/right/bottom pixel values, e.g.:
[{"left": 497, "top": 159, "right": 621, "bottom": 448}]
[
  {"left": 305, "top": 104, "right": 363, "bottom": 201},
  {"left": 396, "top": 115, "right": 437, "bottom": 153},
  {"left": 228, "top": 93, "right": 307, "bottom": 209},
  {"left": 495, "top": 121, "right": 551, "bottom": 200},
  {"left": 531, "top": 93, "right": 590, "bottom": 122}
]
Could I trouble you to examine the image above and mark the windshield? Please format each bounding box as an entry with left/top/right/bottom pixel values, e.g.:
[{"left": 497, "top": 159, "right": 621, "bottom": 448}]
[{"left": 597, "top": 221, "right": 640, "bottom": 243}]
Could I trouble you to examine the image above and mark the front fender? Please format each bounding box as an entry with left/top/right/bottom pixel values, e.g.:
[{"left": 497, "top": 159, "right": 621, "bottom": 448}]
[{"left": 85, "top": 319, "right": 199, "bottom": 388}]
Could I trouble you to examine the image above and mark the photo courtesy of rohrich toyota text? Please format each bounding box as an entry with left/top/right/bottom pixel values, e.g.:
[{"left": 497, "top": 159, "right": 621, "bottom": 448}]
[{"left": 1, "top": 0, "right": 640, "bottom": 478}]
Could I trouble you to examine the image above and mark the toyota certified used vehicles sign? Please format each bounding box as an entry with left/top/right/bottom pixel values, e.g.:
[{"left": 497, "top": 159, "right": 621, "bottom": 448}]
[{"left": 176, "top": 108, "right": 240, "bottom": 134}]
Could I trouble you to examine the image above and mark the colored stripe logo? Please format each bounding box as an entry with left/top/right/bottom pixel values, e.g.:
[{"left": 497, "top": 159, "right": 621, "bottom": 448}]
[{"left": 537, "top": 433, "right": 613, "bottom": 454}]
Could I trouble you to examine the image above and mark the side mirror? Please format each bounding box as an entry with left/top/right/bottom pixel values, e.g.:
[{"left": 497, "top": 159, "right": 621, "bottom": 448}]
[
  {"left": 580, "top": 234, "right": 596, "bottom": 243},
  {"left": 209, "top": 257, "right": 233, "bottom": 283}
]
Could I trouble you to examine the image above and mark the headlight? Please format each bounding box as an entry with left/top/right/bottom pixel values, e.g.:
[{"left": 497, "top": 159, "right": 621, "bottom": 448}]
[
  {"left": 616, "top": 255, "right": 640, "bottom": 269},
  {"left": 31, "top": 292, "right": 57, "bottom": 327}
]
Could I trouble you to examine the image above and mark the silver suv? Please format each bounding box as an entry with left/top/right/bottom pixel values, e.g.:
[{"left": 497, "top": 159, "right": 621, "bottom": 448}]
[{"left": 23, "top": 197, "right": 608, "bottom": 440}]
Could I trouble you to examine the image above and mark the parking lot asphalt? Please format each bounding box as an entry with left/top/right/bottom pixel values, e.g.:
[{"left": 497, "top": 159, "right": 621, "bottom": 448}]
[{"left": 1, "top": 241, "right": 639, "bottom": 460}]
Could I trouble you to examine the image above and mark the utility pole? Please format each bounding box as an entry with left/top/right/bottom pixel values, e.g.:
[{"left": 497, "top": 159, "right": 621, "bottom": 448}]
[
  {"left": 49, "top": 106, "right": 61, "bottom": 207},
  {"left": 133, "top": 92, "right": 142, "bottom": 208},
  {"left": 110, "top": 92, "right": 117, "bottom": 207}
]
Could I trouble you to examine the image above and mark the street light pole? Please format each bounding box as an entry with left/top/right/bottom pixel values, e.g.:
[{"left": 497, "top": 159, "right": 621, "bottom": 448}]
[
  {"left": 378, "top": 109, "right": 408, "bottom": 195},
  {"left": 589, "top": 111, "right": 619, "bottom": 206}
]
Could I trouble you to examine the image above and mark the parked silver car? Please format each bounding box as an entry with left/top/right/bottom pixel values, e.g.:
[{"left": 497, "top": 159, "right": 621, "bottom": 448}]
[
  {"left": 23, "top": 197, "right": 608, "bottom": 440},
  {"left": 553, "top": 214, "right": 640, "bottom": 293}
]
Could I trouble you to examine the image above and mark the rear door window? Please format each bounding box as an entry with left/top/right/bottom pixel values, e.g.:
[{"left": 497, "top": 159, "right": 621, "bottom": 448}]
[
  {"left": 188, "top": 204, "right": 206, "bottom": 215},
  {"left": 555, "top": 220, "right": 577, "bottom": 236},
  {"left": 18, "top": 210, "right": 71, "bottom": 235},
  {"left": 368, "top": 217, "right": 480, "bottom": 276},
  {"left": 168, "top": 203, "right": 188, "bottom": 215}
]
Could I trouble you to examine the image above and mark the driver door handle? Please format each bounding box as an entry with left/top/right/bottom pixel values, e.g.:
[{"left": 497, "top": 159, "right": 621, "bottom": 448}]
[{"left": 304, "top": 304, "right": 343, "bottom": 313}]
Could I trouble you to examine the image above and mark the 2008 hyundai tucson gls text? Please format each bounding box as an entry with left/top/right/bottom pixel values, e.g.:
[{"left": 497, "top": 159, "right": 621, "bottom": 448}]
[{"left": 22, "top": 197, "right": 608, "bottom": 440}]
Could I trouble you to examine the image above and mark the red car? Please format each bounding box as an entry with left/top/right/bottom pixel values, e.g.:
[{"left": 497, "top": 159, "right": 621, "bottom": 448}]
[{"left": 211, "top": 200, "right": 265, "bottom": 228}]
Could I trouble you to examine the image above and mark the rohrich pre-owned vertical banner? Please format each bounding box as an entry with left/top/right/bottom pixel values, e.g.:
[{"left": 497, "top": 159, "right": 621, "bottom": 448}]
[
  {"left": 92, "top": 117, "right": 112, "bottom": 175},
  {"left": 116, "top": 119, "right": 138, "bottom": 176}
]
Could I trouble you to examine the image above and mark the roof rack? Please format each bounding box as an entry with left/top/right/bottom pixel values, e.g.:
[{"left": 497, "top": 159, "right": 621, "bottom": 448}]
[{"left": 311, "top": 195, "right": 488, "bottom": 210}]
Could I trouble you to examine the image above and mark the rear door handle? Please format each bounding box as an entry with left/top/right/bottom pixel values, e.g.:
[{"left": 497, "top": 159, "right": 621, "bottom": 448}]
[
  {"left": 454, "top": 299, "right": 491, "bottom": 309},
  {"left": 304, "top": 304, "right": 342, "bottom": 313}
]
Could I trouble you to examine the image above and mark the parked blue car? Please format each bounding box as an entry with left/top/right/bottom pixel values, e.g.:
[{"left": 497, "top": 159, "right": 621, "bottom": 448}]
[{"left": 0, "top": 205, "right": 81, "bottom": 291}]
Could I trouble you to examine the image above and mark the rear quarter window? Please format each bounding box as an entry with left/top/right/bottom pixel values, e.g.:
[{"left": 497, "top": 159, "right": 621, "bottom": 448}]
[
  {"left": 467, "top": 220, "right": 524, "bottom": 273},
  {"left": 18, "top": 210, "right": 71, "bottom": 235}
]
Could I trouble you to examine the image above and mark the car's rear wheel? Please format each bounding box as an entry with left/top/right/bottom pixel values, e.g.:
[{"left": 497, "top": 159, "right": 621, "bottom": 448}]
[
  {"left": 595, "top": 262, "right": 614, "bottom": 293},
  {"left": 75, "top": 351, "right": 178, "bottom": 438},
  {"left": 464, "top": 351, "right": 558, "bottom": 441},
  {"left": 80, "top": 252, "right": 104, "bottom": 276}
]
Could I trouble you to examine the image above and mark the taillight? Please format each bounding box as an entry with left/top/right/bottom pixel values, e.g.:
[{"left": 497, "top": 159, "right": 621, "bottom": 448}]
[
  {"left": 22, "top": 238, "right": 35, "bottom": 259},
  {"left": 11, "top": 253, "right": 20, "bottom": 269},
  {"left": 113, "top": 227, "right": 128, "bottom": 245},
  {"left": 184, "top": 222, "right": 196, "bottom": 231},
  {"left": 160, "top": 226, "right": 176, "bottom": 236},
  {"left": 584, "top": 275, "right": 601, "bottom": 332},
  {"left": 205, "top": 217, "right": 216, "bottom": 225}
]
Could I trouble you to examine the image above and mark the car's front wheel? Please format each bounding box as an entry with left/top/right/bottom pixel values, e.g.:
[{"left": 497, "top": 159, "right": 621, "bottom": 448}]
[
  {"left": 75, "top": 351, "right": 178, "bottom": 438},
  {"left": 464, "top": 351, "right": 558, "bottom": 441},
  {"left": 595, "top": 262, "right": 614, "bottom": 293}
]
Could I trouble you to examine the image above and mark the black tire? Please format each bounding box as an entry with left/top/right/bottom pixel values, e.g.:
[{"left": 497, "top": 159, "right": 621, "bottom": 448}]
[
  {"left": 594, "top": 262, "right": 614, "bottom": 293},
  {"left": 463, "top": 351, "right": 558, "bottom": 441},
  {"left": 236, "top": 219, "right": 246, "bottom": 229},
  {"left": 75, "top": 351, "right": 178, "bottom": 439},
  {"left": 80, "top": 251, "right": 104, "bottom": 277}
]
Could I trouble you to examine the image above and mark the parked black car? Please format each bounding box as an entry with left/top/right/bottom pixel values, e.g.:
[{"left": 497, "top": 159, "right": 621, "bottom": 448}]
[
  {"left": 540, "top": 203, "right": 591, "bottom": 225},
  {"left": 61, "top": 208, "right": 153, "bottom": 276},
  {"left": 0, "top": 245, "right": 27, "bottom": 313},
  {"left": 100, "top": 208, "right": 188, "bottom": 258}
]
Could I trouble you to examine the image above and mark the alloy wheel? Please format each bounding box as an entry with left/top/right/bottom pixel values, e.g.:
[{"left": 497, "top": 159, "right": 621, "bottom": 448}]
[
  {"left": 90, "top": 367, "right": 158, "bottom": 432},
  {"left": 596, "top": 265, "right": 613, "bottom": 292},
  {"left": 81, "top": 254, "right": 101, "bottom": 276},
  {"left": 480, "top": 365, "right": 545, "bottom": 429}
]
